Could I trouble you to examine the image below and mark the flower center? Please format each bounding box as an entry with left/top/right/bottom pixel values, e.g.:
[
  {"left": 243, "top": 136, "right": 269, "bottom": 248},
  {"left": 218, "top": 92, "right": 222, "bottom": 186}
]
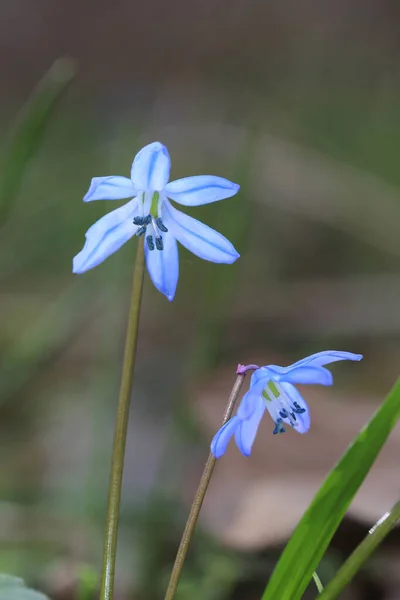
[
  {"left": 262, "top": 381, "right": 306, "bottom": 434},
  {"left": 133, "top": 191, "right": 168, "bottom": 252}
]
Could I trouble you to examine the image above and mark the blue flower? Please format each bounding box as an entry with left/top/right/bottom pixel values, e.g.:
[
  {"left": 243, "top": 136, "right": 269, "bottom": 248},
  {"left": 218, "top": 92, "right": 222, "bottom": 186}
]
[
  {"left": 211, "top": 351, "right": 363, "bottom": 458},
  {"left": 73, "top": 142, "right": 240, "bottom": 301}
]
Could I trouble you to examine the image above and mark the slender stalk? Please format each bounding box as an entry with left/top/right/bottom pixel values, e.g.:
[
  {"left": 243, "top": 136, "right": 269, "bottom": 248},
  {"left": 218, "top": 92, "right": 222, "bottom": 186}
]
[
  {"left": 164, "top": 370, "right": 248, "bottom": 600},
  {"left": 312, "top": 571, "right": 324, "bottom": 594},
  {"left": 99, "top": 239, "right": 145, "bottom": 600},
  {"left": 319, "top": 499, "right": 400, "bottom": 600}
]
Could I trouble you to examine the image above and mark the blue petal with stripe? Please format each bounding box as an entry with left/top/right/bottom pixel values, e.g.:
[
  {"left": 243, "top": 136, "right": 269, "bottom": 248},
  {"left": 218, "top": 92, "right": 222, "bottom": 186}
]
[
  {"left": 84, "top": 176, "right": 135, "bottom": 202},
  {"left": 165, "top": 175, "right": 240, "bottom": 206},
  {"left": 73, "top": 200, "right": 138, "bottom": 273},
  {"left": 210, "top": 416, "right": 241, "bottom": 459},
  {"left": 290, "top": 350, "right": 363, "bottom": 369},
  {"left": 130, "top": 142, "right": 171, "bottom": 190},
  {"left": 234, "top": 393, "right": 266, "bottom": 456},
  {"left": 145, "top": 233, "right": 179, "bottom": 301},
  {"left": 162, "top": 199, "right": 239, "bottom": 263}
]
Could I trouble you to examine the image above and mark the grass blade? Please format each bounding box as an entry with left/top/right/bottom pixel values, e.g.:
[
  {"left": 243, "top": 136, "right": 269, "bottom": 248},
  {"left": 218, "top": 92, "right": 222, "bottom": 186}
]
[
  {"left": 0, "top": 57, "right": 75, "bottom": 225},
  {"left": 262, "top": 378, "right": 400, "bottom": 600}
]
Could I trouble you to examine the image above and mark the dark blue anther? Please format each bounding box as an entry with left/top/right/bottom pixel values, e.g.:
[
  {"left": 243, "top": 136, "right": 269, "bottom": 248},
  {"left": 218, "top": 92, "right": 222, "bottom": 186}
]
[
  {"left": 136, "top": 226, "right": 146, "bottom": 237},
  {"left": 155, "top": 236, "right": 164, "bottom": 251},
  {"left": 156, "top": 217, "right": 168, "bottom": 232},
  {"left": 273, "top": 418, "right": 286, "bottom": 435},
  {"left": 144, "top": 215, "right": 152, "bottom": 225},
  {"left": 293, "top": 401, "right": 306, "bottom": 414},
  {"left": 279, "top": 409, "right": 288, "bottom": 419},
  {"left": 146, "top": 235, "right": 155, "bottom": 251},
  {"left": 290, "top": 412, "right": 297, "bottom": 421},
  {"left": 133, "top": 216, "right": 145, "bottom": 225}
]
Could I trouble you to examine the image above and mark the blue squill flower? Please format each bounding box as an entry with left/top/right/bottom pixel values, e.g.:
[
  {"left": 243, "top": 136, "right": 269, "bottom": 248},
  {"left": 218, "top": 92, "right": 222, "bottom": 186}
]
[
  {"left": 73, "top": 142, "right": 240, "bottom": 300},
  {"left": 211, "top": 351, "right": 363, "bottom": 458}
]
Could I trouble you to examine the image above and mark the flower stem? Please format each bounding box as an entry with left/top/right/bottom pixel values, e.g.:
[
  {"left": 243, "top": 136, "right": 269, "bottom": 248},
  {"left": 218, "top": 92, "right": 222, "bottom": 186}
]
[
  {"left": 164, "top": 369, "right": 248, "bottom": 600},
  {"left": 99, "top": 238, "right": 145, "bottom": 600},
  {"left": 319, "top": 499, "right": 400, "bottom": 600},
  {"left": 312, "top": 571, "right": 324, "bottom": 594}
]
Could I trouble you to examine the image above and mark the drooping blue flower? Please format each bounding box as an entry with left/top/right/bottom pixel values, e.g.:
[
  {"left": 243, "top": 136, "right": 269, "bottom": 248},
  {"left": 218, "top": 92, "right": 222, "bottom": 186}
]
[
  {"left": 73, "top": 142, "right": 240, "bottom": 301},
  {"left": 211, "top": 351, "right": 363, "bottom": 458}
]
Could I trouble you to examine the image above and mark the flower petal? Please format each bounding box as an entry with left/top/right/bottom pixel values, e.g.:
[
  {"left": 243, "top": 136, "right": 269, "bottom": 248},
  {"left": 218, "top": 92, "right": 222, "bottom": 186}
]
[
  {"left": 290, "top": 350, "right": 363, "bottom": 369},
  {"left": 210, "top": 416, "right": 241, "bottom": 459},
  {"left": 250, "top": 367, "right": 270, "bottom": 391},
  {"left": 266, "top": 365, "right": 333, "bottom": 386},
  {"left": 145, "top": 233, "right": 179, "bottom": 301},
  {"left": 130, "top": 142, "right": 171, "bottom": 190},
  {"left": 162, "top": 200, "right": 239, "bottom": 264},
  {"left": 165, "top": 176, "right": 239, "bottom": 206},
  {"left": 279, "top": 382, "right": 310, "bottom": 434},
  {"left": 73, "top": 200, "right": 138, "bottom": 273},
  {"left": 235, "top": 396, "right": 266, "bottom": 456},
  {"left": 83, "top": 176, "right": 135, "bottom": 202}
]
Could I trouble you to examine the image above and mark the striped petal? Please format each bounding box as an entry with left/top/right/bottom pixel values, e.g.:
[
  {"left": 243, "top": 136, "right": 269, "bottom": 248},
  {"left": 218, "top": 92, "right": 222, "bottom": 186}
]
[
  {"left": 145, "top": 233, "right": 179, "bottom": 301},
  {"left": 73, "top": 200, "right": 138, "bottom": 273},
  {"left": 235, "top": 395, "right": 266, "bottom": 456},
  {"left": 265, "top": 365, "right": 333, "bottom": 386},
  {"left": 162, "top": 199, "right": 239, "bottom": 264},
  {"left": 83, "top": 176, "right": 135, "bottom": 202},
  {"left": 211, "top": 416, "right": 241, "bottom": 459},
  {"left": 131, "top": 142, "right": 170, "bottom": 190},
  {"left": 290, "top": 350, "right": 363, "bottom": 369},
  {"left": 165, "top": 175, "right": 239, "bottom": 206}
]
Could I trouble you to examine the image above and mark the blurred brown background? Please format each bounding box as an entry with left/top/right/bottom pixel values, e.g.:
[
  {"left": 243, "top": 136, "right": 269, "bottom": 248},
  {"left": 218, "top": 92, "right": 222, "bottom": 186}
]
[{"left": 1, "top": 0, "right": 400, "bottom": 598}]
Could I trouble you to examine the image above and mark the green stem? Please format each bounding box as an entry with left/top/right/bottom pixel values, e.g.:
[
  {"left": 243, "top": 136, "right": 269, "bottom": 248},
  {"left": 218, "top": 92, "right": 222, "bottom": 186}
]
[
  {"left": 312, "top": 571, "right": 324, "bottom": 594},
  {"left": 164, "top": 372, "right": 247, "bottom": 600},
  {"left": 99, "top": 239, "right": 145, "bottom": 600},
  {"left": 319, "top": 499, "right": 400, "bottom": 600}
]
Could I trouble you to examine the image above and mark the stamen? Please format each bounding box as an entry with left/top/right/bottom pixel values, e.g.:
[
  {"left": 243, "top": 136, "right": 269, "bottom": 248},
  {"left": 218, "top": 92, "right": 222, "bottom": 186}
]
[
  {"left": 133, "top": 216, "right": 145, "bottom": 225},
  {"left": 155, "top": 236, "right": 163, "bottom": 251},
  {"left": 279, "top": 409, "right": 288, "bottom": 419},
  {"left": 273, "top": 418, "right": 286, "bottom": 435},
  {"left": 292, "top": 401, "right": 306, "bottom": 414},
  {"left": 156, "top": 217, "right": 168, "bottom": 232},
  {"left": 290, "top": 412, "right": 297, "bottom": 421},
  {"left": 144, "top": 215, "right": 152, "bottom": 225},
  {"left": 146, "top": 235, "right": 155, "bottom": 251},
  {"left": 136, "top": 226, "right": 147, "bottom": 237}
]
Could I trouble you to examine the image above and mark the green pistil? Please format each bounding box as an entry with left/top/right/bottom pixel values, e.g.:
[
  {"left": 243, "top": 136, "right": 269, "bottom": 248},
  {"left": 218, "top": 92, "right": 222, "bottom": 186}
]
[
  {"left": 262, "top": 381, "right": 280, "bottom": 402},
  {"left": 268, "top": 381, "right": 280, "bottom": 397},
  {"left": 150, "top": 191, "right": 159, "bottom": 217}
]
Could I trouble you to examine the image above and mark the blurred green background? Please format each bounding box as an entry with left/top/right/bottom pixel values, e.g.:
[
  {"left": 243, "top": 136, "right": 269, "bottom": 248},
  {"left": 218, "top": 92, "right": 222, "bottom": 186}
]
[{"left": 1, "top": 1, "right": 400, "bottom": 598}]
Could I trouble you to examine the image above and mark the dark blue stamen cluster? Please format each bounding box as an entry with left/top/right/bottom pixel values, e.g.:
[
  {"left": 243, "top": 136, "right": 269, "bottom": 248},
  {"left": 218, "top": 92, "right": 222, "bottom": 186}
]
[
  {"left": 292, "top": 401, "right": 306, "bottom": 414},
  {"left": 146, "top": 235, "right": 155, "bottom": 251},
  {"left": 136, "top": 226, "right": 147, "bottom": 237},
  {"left": 134, "top": 215, "right": 167, "bottom": 252},
  {"left": 156, "top": 217, "right": 168, "bottom": 232},
  {"left": 133, "top": 215, "right": 152, "bottom": 226},
  {"left": 273, "top": 418, "right": 286, "bottom": 435}
]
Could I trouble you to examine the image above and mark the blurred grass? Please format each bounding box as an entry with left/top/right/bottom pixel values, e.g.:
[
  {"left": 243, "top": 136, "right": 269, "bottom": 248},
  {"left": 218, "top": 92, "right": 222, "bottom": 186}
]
[{"left": 0, "top": 58, "right": 75, "bottom": 226}]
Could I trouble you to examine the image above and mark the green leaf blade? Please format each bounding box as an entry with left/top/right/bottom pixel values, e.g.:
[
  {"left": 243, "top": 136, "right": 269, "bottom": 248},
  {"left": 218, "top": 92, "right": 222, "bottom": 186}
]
[{"left": 262, "top": 378, "right": 400, "bottom": 600}]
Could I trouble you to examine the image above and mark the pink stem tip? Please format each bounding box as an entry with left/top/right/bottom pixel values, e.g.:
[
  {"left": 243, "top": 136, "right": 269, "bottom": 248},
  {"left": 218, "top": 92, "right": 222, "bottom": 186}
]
[{"left": 236, "top": 363, "right": 260, "bottom": 375}]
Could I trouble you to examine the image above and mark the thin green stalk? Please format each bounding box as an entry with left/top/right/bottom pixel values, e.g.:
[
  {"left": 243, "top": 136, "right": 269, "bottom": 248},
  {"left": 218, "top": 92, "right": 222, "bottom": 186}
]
[
  {"left": 319, "top": 500, "right": 400, "bottom": 600},
  {"left": 312, "top": 571, "right": 324, "bottom": 594},
  {"left": 164, "top": 371, "right": 247, "bottom": 600},
  {"left": 99, "top": 239, "right": 145, "bottom": 600}
]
